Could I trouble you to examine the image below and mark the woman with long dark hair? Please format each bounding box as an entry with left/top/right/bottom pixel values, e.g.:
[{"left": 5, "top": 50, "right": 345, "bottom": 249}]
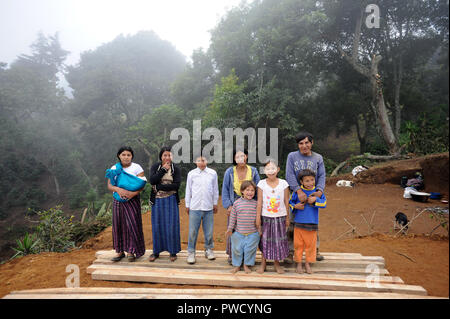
[
  {"left": 106, "top": 146, "right": 146, "bottom": 262},
  {"left": 148, "top": 146, "right": 181, "bottom": 262}
]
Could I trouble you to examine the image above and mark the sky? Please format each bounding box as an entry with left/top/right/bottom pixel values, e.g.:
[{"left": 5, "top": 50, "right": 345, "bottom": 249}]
[{"left": 0, "top": 0, "right": 244, "bottom": 66}]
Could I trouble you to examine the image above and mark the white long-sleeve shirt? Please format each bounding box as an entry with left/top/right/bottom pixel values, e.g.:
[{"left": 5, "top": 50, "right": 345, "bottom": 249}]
[{"left": 185, "top": 167, "right": 219, "bottom": 211}]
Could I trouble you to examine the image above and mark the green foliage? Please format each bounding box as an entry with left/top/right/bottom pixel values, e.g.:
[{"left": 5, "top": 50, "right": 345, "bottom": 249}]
[
  {"left": 323, "top": 157, "right": 338, "bottom": 176},
  {"left": 399, "top": 107, "right": 449, "bottom": 155},
  {"left": 34, "top": 206, "right": 75, "bottom": 252},
  {"left": 11, "top": 233, "right": 40, "bottom": 259}
]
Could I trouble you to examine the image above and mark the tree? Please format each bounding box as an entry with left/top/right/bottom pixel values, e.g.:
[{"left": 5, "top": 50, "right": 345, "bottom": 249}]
[
  {"left": 66, "top": 31, "right": 187, "bottom": 181},
  {"left": 320, "top": 0, "right": 448, "bottom": 154}
]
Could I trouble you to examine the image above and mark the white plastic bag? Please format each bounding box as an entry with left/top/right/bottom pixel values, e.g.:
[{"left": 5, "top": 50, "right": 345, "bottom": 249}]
[{"left": 352, "top": 165, "right": 368, "bottom": 176}]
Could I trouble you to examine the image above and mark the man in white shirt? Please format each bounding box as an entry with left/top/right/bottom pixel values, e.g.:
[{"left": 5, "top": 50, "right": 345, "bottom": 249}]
[{"left": 185, "top": 156, "right": 219, "bottom": 264}]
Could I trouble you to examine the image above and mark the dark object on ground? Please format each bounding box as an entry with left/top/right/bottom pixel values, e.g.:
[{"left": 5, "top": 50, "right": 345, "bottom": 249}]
[
  {"left": 395, "top": 212, "right": 409, "bottom": 230},
  {"left": 400, "top": 176, "right": 408, "bottom": 188},
  {"left": 430, "top": 192, "right": 443, "bottom": 200},
  {"left": 410, "top": 192, "right": 430, "bottom": 202},
  {"left": 406, "top": 173, "right": 425, "bottom": 191}
]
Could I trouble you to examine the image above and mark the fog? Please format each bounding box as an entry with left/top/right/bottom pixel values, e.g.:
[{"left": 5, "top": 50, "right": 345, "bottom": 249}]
[{"left": 0, "top": 0, "right": 242, "bottom": 66}]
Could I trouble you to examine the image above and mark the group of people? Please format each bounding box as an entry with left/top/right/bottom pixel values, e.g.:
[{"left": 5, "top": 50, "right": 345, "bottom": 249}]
[{"left": 105, "top": 131, "right": 327, "bottom": 274}]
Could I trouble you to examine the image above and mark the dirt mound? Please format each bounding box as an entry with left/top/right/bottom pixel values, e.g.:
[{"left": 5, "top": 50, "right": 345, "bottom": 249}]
[{"left": 327, "top": 152, "right": 449, "bottom": 196}]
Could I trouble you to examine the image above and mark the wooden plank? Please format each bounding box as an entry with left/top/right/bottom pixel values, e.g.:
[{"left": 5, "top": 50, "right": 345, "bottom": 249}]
[
  {"left": 4, "top": 287, "right": 441, "bottom": 299},
  {"left": 92, "top": 255, "right": 385, "bottom": 270},
  {"left": 87, "top": 264, "right": 402, "bottom": 284},
  {"left": 96, "top": 252, "right": 384, "bottom": 263},
  {"left": 95, "top": 250, "right": 366, "bottom": 259},
  {"left": 4, "top": 293, "right": 442, "bottom": 299},
  {"left": 88, "top": 259, "right": 390, "bottom": 276},
  {"left": 90, "top": 268, "right": 427, "bottom": 295}
]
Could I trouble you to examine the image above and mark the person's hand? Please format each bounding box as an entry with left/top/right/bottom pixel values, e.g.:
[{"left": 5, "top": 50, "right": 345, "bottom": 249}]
[
  {"left": 312, "top": 190, "right": 323, "bottom": 198},
  {"left": 227, "top": 206, "right": 232, "bottom": 216},
  {"left": 186, "top": 207, "right": 190, "bottom": 215},
  {"left": 307, "top": 196, "right": 317, "bottom": 205},
  {"left": 116, "top": 188, "right": 131, "bottom": 200},
  {"left": 162, "top": 161, "right": 171, "bottom": 171},
  {"left": 225, "top": 230, "right": 232, "bottom": 238},
  {"left": 213, "top": 205, "right": 218, "bottom": 214},
  {"left": 285, "top": 218, "right": 290, "bottom": 230},
  {"left": 294, "top": 203, "right": 304, "bottom": 210},
  {"left": 256, "top": 217, "right": 261, "bottom": 234},
  {"left": 297, "top": 189, "right": 307, "bottom": 202}
]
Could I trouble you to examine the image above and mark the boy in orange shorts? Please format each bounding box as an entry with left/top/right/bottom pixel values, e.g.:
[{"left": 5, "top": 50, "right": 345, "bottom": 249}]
[{"left": 289, "top": 169, "right": 327, "bottom": 274}]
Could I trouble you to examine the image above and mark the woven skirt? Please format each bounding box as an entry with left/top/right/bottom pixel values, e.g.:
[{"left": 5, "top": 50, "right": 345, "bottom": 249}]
[
  {"left": 259, "top": 215, "right": 289, "bottom": 261},
  {"left": 112, "top": 195, "right": 146, "bottom": 258},
  {"left": 151, "top": 194, "right": 181, "bottom": 255}
]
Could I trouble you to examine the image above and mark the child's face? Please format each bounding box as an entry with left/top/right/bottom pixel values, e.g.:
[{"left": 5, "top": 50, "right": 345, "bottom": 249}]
[
  {"left": 242, "top": 186, "right": 256, "bottom": 200},
  {"left": 301, "top": 175, "right": 315, "bottom": 189},
  {"left": 195, "top": 157, "right": 207, "bottom": 170},
  {"left": 264, "top": 162, "right": 279, "bottom": 178}
]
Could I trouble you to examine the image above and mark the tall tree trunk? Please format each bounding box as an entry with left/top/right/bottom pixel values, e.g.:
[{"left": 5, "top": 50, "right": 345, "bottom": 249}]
[
  {"left": 53, "top": 175, "right": 60, "bottom": 196},
  {"left": 393, "top": 56, "right": 403, "bottom": 139},
  {"left": 369, "top": 55, "right": 399, "bottom": 154},
  {"left": 335, "top": 5, "right": 399, "bottom": 155},
  {"left": 355, "top": 114, "right": 367, "bottom": 154}
]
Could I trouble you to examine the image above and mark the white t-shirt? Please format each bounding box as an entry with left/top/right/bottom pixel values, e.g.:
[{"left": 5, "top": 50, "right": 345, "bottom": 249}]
[
  {"left": 111, "top": 162, "right": 145, "bottom": 177},
  {"left": 257, "top": 178, "right": 289, "bottom": 218}
]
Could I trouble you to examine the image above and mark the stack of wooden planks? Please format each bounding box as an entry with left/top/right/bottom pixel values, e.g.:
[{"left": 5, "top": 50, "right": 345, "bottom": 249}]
[
  {"left": 3, "top": 250, "right": 437, "bottom": 299},
  {"left": 4, "top": 287, "right": 443, "bottom": 299}
]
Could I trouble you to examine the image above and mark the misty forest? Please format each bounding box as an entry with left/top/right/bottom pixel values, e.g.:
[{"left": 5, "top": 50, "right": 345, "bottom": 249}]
[{"left": 0, "top": 0, "right": 448, "bottom": 261}]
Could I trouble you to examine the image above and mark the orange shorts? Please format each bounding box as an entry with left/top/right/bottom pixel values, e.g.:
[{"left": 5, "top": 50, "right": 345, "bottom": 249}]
[{"left": 293, "top": 227, "right": 317, "bottom": 263}]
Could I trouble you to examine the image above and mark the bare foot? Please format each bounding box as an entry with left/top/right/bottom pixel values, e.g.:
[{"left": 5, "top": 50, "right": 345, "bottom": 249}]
[
  {"left": 257, "top": 259, "right": 266, "bottom": 274},
  {"left": 305, "top": 262, "right": 313, "bottom": 274},
  {"left": 244, "top": 265, "right": 252, "bottom": 273},
  {"left": 274, "top": 261, "right": 285, "bottom": 274},
  {"left": 230, "top": 266, "right": 240, "bottom": 274},
  {"left": 295, "top": 263, "right": 304, "bottom": 274},
  {"left": 256, "top": 265, "right": 265, "bottom": 274}
]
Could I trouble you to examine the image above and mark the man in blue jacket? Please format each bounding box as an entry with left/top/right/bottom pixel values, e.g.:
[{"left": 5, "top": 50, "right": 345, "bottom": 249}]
[{"left": 285, "top": 131, "right": 326, "bottom": 261}]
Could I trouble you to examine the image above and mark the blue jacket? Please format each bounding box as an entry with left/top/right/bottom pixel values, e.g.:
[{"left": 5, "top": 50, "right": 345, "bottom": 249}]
[
  {"left": 221, "top": 165, "right": 260, "bottom": 209},
  {"left": 289, "top": 186, "right": 327, "bottom": 225}
]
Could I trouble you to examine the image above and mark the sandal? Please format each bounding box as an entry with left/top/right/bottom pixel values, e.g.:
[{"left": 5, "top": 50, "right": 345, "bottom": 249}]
[
  {"left": 127, "top": 254, "right": 136, "bottom": 262},
  {"left": 111, "top": 252, "right": 125, "bottom": 262},
  {"left": 148, "top": 254, "right": 159, "bottom": 262},
  {"left": 170, "top": 254, "right": 177, "bottom": 262}
]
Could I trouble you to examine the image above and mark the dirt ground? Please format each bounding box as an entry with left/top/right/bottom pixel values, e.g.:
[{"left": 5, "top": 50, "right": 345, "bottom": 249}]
[
  {"left": 1, "top": 153, "right": 449, "bottom": 298},
  {"left": 0, "top": 180, "right": 448, "bottom": 298}
]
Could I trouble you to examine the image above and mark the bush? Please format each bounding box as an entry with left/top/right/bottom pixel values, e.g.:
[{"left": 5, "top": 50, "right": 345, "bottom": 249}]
[
  {"left": 11, "top": 233, "right": 40, "bottom": 259},
  {"left": 34, "top": 206, "right": 75, "bottom": 252}
]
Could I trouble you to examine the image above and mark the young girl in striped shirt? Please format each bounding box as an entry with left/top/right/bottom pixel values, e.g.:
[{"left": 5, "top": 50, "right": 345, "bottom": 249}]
[{"left": 225, "top": 180, "right": 260, "bottom": 274}]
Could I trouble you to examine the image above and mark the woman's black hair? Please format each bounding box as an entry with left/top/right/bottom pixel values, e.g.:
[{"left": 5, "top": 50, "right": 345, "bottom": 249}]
[
  {"left": 232, "top": 148, "right": 248, "bottom": 166},
  {"left": 159, "top": 146, "right": 172, "bottom": 161},
  {"left": 117, "top": 146, "right": 134, "bottom": 160},
  {"left": 295, "top": 131, "right": 314, "bottom": 144}
]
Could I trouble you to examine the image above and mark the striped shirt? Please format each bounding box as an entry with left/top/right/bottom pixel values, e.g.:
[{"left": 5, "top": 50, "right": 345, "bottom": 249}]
[{"left": 227, "top": 198, "right": 258, "bottom": 234}]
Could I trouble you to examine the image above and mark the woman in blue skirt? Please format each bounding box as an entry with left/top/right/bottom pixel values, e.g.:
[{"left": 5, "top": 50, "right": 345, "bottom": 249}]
[{"left": 149, "top": 146, "right": 181, "bottom": 262}]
